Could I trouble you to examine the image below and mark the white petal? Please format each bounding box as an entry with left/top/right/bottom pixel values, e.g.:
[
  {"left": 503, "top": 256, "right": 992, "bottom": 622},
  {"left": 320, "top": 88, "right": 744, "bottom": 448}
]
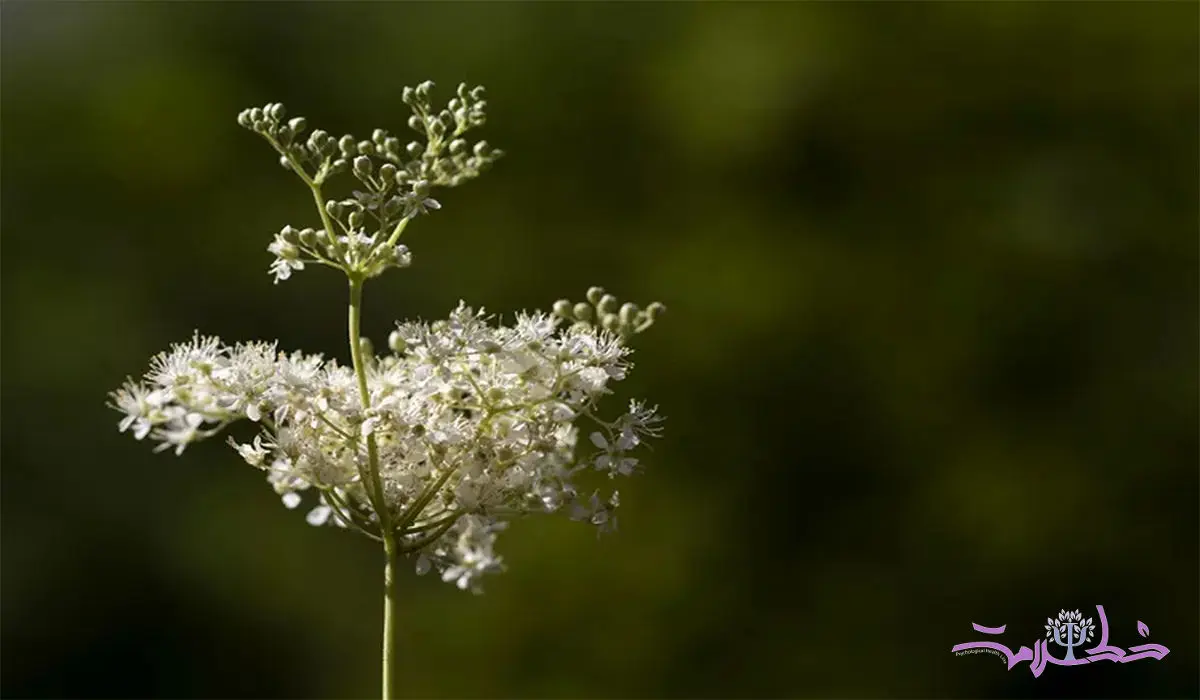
[
  {"left": 306, "top": 504, "right": 332, "bottom": 526},
  {"left": 590, "top": 432, "right": 607, "bottom": 449},
  {"left": 282, "top": 492, "right": 302, "bottom": 509}
]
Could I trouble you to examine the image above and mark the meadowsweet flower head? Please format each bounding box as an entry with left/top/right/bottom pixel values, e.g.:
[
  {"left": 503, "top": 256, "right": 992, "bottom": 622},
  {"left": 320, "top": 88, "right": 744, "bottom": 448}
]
[{"left": 110, "top": 82, "right": 665, "bottom": 598}]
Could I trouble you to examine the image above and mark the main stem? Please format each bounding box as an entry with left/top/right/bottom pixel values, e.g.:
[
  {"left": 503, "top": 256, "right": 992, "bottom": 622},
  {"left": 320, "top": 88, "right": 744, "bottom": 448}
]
[{"left": 348, "top": 275, "right": 400, "bottom": 700}]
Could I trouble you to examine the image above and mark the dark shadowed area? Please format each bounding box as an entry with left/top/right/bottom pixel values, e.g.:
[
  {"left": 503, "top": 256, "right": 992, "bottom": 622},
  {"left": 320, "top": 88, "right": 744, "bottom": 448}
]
[{"left": 2, "top": 2, "right": 1196, "bottom": 699}]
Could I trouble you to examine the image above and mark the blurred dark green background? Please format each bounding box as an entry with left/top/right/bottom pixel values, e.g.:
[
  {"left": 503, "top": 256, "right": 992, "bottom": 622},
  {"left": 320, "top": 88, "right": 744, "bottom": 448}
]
[{"left": 2, "top": 2, "right": 1196, "bottom": 698}]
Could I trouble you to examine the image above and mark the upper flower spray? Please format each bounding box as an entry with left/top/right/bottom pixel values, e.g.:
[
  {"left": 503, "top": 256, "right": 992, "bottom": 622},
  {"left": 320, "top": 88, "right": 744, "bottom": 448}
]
[
  {"left": 236, "top": 80, "right": 503, "bottom": 283},
  {"left": 109, "top": 81, "right": 666, "bottom": 594}
]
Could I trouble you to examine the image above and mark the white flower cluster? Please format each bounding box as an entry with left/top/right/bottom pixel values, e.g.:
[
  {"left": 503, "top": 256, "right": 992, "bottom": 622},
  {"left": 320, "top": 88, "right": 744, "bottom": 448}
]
[
  {"left": 266, "top": 224, "right": 414, "bottom": 284},
  {"left": 110, "top": 301, "right": 663, "bottom": 592}
]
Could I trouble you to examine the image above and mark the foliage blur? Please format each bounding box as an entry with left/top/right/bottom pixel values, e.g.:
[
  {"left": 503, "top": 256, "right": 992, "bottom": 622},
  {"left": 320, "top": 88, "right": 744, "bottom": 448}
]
[{"left": 2, "top": 3, "right": 1196, "bottom": 698}]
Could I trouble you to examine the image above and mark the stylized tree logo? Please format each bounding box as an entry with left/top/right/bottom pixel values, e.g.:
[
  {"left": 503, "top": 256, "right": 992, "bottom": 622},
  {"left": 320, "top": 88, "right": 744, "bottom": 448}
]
[{"left": 1045, "top": 609, "right": 1095, "bottom": 660}]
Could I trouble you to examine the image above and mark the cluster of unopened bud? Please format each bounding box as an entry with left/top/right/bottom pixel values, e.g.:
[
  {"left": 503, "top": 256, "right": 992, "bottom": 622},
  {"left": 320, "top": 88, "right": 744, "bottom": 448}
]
[
  {"left": 552, "top": 287, "right": 666, "bottom": 338},
  {"left": 399, "top": 81, "right": 503, "bottom": 188},
  {"left": 275, "top": 224, "right": 319, "bottom": 255},
  {"left": 404, "top": 81, "right": 487, "bottom": 132},
  {"left": 237, "top": 82, "right": 500, "bottom": 217},
  {"left": 237, "top": 102, "right": 334, "bottom": 177}
]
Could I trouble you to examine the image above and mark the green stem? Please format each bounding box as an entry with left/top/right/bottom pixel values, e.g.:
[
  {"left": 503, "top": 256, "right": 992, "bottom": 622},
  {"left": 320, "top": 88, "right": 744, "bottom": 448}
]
[
  {"left": 382, "top": 539, "right": 400, "bottom": 700},
  {"left": 347, "top": 274, "right": 400, "bottom": 700}
]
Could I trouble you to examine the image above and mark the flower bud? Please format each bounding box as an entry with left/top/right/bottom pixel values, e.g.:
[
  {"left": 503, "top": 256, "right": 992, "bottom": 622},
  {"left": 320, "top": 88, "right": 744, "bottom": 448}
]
[
  {"left": 237, "top": 110, "right": 254, "bottom": 128},
  {"left": 353, "top": 155, "right": 373, "bottom": 177},
  {"left": 407, "top": 115, "right": 424, "bottom": 132},
  {"left": 279, "top": 155, "right": 291, "bottom": 170},
  {"left": 384, "top": 137, "right": 401, "bottom": 156},
  {"left": 393, "top": 244, "right": 412, "bottom": 268},
  {"left": 338, "top": 135, "right": 357, "bottom": 157},
  {"left": 280, "top": 225, "right": 299, "bottom": 244},
  {"left": 372, "top": 128, "right": 387, "bottom": 144},
  {"left": 586, "top": 286, "right": 605, "bottom": 305},
  {"left": 298, "top": 228, "right": 317, "bottom": 246},
  {"left": 358, "top": 336, "right": 374, "bottom": 358},
  {"left": 325, "top": 200, "right": 345, "bottom": 218},
  {"left": 267, "top": 103, "right": 286, "bottom": 121},
  {"left": 598, "top": 294, "right": 618, "bottom": 314},
  {"left": 601, "top": 314, "right": 620, "bottom": 332},
  {"left": 412, "top": 180, "right": 431, "bottom": 198},
  {"left": 645, "top": 301, "right": 666, "bottom": 320},
  {"left": 552, "top": 299, "right": 573, "bottom": 318},
  {"left": 573, "top": 303, "right": 594, "bottom": 322},
  {"left": 619, "top": 303, "right": 639, "bottom": 327},
  {"left": 473, "top": 140, "right": 490, "bottom": 157},
  {"left": 249, "top": 107, "right": 264, "bottom": 123},
  {"left": 429, "top": 118, "right": 446, "bottom": 139},
  {"left": 407, "top": 141, "right": 423, "bottom": 157},
  {"left": 417, "top": 80, "right": 434, "bottom": 98},
  {"left": 402, "top": 86, "right": 416, "bottom": 105},
  {"left": 470, "top": 86, "right": 486, "bottom": 101},
  {"left": 388, "top": 329, "right": 407, "bottom": 353},
  {"left": 357, "top": 140, "right": 375, "bottom": 156},
  {"left": 449, "top": 139, "right": 466, "bottom": 154},
  {"left": 288, "top": 117, "right": 307, "bottom": 134},
  {"left": 379, "top": 163, "right": 398, "bottom": 182},
  {"left": 348, "top": 211, "right": 365, "bottom": 229}
]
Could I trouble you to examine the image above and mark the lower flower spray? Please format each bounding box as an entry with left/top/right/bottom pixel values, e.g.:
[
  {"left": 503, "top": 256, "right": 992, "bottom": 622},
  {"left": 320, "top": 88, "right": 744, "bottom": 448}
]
[{"left": 108, "top": 81, "right": 665, "bottom": 699}]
